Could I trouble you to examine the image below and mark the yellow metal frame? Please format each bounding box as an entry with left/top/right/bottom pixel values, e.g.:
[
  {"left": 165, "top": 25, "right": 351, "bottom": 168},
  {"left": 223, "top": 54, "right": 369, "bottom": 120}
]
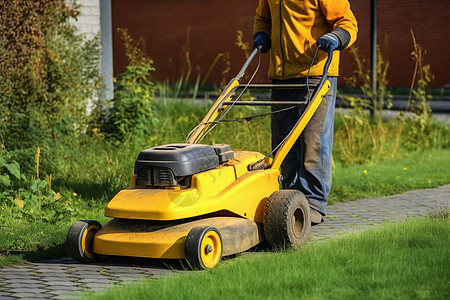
[{"left": 186, "top": 78, "right": 239, "bottom": 144}]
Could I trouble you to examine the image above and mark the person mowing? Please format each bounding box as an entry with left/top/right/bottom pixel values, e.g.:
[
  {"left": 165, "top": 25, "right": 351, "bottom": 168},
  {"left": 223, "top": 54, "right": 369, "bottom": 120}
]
[{"left": 253, "top": 0, "right": 358, "bottom": 224}]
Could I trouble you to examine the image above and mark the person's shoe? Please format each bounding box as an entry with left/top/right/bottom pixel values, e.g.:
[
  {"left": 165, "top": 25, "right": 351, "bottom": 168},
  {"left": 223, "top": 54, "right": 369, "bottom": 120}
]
[{"left": 310, "top": 208, "right": 324, "bottom": 225}]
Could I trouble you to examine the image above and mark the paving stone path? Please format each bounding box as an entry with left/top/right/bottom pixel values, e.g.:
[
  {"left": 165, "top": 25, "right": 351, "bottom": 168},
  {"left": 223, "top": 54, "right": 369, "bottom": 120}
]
[{"left": 0, "top": 185, "right": 448, "bottom": 299}]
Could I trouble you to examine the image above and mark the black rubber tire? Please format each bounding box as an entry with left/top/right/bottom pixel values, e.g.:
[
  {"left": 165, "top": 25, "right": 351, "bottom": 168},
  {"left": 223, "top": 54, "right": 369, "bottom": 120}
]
[
  {"left": 263, "top": 190, "right": 311, "bottom": 249},
  {"left": 66, "top": 220, "right": 102, "bottom": 262},
  {"left": 184, "top": 226, "right": 222, "bottom": 269}
]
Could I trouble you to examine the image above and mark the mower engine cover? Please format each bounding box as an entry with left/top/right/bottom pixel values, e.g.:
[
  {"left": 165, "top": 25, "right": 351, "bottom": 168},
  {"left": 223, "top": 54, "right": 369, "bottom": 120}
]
[{"left": 134, "top": 143, "right": 234, "bottom": 187}]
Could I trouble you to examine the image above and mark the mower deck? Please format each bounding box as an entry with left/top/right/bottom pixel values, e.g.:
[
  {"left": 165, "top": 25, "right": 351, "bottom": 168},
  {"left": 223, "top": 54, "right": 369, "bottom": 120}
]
[{"left": 94, "top": 216, "right": 264, "bottom": 259}]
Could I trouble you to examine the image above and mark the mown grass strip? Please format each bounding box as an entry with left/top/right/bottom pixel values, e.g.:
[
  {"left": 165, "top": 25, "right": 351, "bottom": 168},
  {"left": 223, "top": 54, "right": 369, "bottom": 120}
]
[
  {"left": 330, "top": 148, "right": 450, "bottom": 203},
  {"left": 83, "top": 217, "right": 449, "bottom": 300}
]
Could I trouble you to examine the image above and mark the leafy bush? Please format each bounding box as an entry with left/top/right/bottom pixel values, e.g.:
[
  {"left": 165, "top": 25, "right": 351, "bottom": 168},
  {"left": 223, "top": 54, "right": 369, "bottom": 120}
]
[{"left": 0, "top": 0, "right": 101, "bottom": 151}]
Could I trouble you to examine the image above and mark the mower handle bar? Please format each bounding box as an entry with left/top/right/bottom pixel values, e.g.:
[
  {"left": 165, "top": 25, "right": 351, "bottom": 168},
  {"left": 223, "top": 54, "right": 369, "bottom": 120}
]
[
  {"left": 222, "top": 49, "right": 333, "bottom": 108},
  {"left": 236, "top": 47, "right": 260, "bottom": 81}
]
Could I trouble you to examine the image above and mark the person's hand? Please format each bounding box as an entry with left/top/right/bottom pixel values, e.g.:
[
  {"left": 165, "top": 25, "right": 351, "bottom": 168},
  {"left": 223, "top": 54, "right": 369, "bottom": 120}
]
[
  {"left": 317, "top": 33, "right": 340, "bottom": 53},
  {"left": 253, "top": 32, "right": 271, "bottom": 53}
]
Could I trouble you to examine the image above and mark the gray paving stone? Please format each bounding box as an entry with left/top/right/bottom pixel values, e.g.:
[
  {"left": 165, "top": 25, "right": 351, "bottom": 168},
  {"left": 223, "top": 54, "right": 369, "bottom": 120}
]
[
  {"left": 8, "top": 292, "right": 48, "bottom": 298},
  {"left": 2, "top": 269, "right": 34, "bottom": 274},
  {"left": 47, "top": 289, "right": 83, "bottom": 297},
  {"left": 0, "top": 291, "right": 15, "bottom": 297},
  {"left": 100, "top": 265, "right": 141, "bottom": 270},
  {"left": 67, "top": 264, "right": 104, "bottom": 270},
  {"left": 53, "top": 294, "right": 83, "bottom": 300},
  {"left": 83, "top": 282, "right": 115, "bottom": 289},
  {"left": 16, "top": 298, "right": 50, "bottom": 300},
  {"left": 2, "top": 279, "right": 42, "bottom": 285},
  {"left": 35, "top": 268, "right": 70, "bottom": 274},
  {"left": 77, "top": 278, "right": 113, "bottom": 284},
  {"left": 4, "top": 275, "right": 37, "bottom": 281},
  {"left": 44, "top": 285, "right": 82, "bottom": 292},
  {"left": 106, "top": 271, "right": 146, "bottom": 277},
  {"left": 42, "top": 280, "right": 80, "bottom": 286},
  {"left": 8, "top": 287, "right": 51, "bottom": 293},
  {"left": 3, "top": 282, "right": 43, "bottom": 289},
  {"left": 40, "top": 275, "right": 78, "bottom": 281}
]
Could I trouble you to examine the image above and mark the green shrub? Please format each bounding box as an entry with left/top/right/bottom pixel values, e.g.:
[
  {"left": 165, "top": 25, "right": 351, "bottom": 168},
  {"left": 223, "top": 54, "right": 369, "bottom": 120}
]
[{"left": 0, "top": 0, "right": 101, "bottom": 151}]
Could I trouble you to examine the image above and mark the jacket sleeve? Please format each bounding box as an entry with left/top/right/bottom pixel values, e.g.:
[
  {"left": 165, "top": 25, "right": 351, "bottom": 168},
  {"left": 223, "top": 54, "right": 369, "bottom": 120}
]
[
  {"left": 253, "top": 0, "right": 272, "bottom": 37},
  {"left": 319, "top": 0, "right": 358, "bottom": 49}
]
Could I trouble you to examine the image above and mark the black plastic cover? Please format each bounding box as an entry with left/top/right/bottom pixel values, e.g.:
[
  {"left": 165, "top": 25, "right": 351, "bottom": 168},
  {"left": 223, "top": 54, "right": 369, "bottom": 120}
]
[
  {"left": 134, "top": 144, "right": 220, "bottom": 178},
  {"left": 212, "top": 144, "right": 234, "bottom": 163}
]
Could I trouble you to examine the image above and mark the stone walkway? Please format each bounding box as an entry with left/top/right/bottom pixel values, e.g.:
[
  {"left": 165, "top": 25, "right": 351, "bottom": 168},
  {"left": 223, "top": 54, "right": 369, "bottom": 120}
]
[{"left": 0, "top": 185, "right": 448, "bottom": 299}]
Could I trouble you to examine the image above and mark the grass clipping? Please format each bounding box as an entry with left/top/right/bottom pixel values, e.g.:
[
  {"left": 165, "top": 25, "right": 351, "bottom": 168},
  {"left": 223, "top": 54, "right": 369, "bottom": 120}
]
[{"left": 85, "top": 217, "right": 449, "bottom": 299}]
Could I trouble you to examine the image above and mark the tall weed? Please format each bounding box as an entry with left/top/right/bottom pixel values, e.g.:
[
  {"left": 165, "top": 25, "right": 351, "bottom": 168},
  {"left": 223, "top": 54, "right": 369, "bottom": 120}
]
[
  {"left": 400, "top": 30, "right": 435, "bottom": 150},
  {"left": 93, "top": 28, "right": 156, "bottom": 144},
  {"left": 344, "top": 45, "right": 392, "bottom": 121},
  {"left": 335, "top": 32, "right": 441, "bottom": 164}
]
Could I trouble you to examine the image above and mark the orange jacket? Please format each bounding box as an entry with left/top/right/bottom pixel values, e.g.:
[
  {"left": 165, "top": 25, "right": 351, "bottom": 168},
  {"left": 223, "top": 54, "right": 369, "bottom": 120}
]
[{"left": 254, "top": 0, "right": 358, "bottom": 79}]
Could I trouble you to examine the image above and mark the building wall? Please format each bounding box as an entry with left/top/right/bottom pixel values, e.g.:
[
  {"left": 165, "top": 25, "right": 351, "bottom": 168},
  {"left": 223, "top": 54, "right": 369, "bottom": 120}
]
[
  {"left": 111, "top": 0, "right": 450, "bottom": 87},
  {"left": 343, "top": 0, "right": 450, "bottom": 88},
  {"left": 111, "top": 0, "right": 260, "bottom": 84},
  {"left": 67, "top": 0, "right": 101, "bottom": 40}
]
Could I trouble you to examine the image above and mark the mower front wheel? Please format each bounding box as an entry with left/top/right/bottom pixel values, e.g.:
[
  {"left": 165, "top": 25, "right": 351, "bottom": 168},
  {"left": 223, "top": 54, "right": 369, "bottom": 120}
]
[
  {"left": 66, "top": 220, "right": 102, "bottom": 262},
  {"left": 263, "top": 190, "right": 311, "bottom": 249},
  {"left": 184, "top": 226, "right": 222, "bottom": 269}
]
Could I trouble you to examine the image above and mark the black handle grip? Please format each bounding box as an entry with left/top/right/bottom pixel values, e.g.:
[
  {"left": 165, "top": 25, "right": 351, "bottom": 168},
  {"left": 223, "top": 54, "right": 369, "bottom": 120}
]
[
  {"left": 316, "top": 50, "right": 333, "bottom": 89},
  {"left": 322, "top": 50, "right": 333, "bottom": 78}
]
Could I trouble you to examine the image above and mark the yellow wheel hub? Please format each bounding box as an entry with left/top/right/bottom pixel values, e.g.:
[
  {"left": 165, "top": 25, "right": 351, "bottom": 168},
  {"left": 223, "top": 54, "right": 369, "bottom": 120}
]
[
  {"left": 66, "top": 220, "right": 102, "bottom": 262},
  {"left": 200, "top": 230, "right": 222, "bottom": 268},
  {"left": 81, "top": 224, "right": 101, "bottom": 259},
  {"left": 185, "top": 226, "right": 223, "bottom": 269}
]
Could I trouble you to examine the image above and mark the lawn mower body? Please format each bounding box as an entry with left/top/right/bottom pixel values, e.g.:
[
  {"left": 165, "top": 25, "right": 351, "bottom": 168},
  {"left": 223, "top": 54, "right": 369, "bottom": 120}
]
[
  {"left": 94, "top": 148, "right": 279, "bottom": 259},
  {"left": 66, "top": 48, "right": 332, "bottom": 268}
]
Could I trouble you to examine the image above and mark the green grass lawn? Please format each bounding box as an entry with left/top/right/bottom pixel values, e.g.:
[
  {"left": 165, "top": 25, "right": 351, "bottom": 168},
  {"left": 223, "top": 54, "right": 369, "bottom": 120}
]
[
  {"left": 1, "top": 100, "right": 449, "bottom": 267},
  {"left": 0, "top": 148, "right": 449, "bottom": 267},
  {"left": 330, "top": 148, "right": 450, "bottom": 203},
  {"left": 82, "top": 217, "right": 449, "bottom": 300}
]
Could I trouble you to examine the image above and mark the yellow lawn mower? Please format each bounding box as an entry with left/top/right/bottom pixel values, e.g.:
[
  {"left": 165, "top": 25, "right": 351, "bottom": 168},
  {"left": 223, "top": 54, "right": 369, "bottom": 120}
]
[{"left": 66, "top": 48, "right": 333, "bottom": 269}]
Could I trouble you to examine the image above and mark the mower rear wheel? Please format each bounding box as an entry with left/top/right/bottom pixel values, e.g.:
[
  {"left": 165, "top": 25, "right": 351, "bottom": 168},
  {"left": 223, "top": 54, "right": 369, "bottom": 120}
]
[
  {"left": 185, "top": 226, "right": 222, "bottom": 269},
  {"left": 66, "top": 220, "right": 102, "bottom": 262},
  {"left": 263, "top": 190, "right": 311, "bottom": 249}
]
